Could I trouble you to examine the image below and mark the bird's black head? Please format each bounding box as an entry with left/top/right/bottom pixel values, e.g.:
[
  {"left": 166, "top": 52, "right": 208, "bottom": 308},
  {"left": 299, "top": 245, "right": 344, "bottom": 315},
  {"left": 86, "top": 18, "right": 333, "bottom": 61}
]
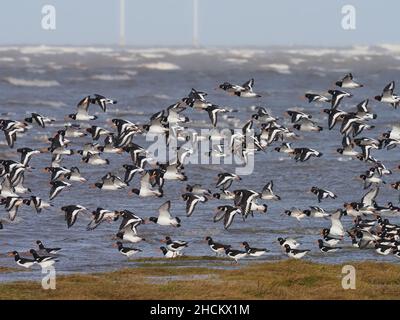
[
  {"left": 284, "top": 210, "right": 291, "bottom": 216},
  {"left": 149, "top": 217, "right": 158, "bottom": 223},
  {"left": 185, "top": 184, "right": 193, "bottom": 192},
  {"left": 293, "top": 124, "right": 301, "bottom": 130},
  {"left": 336, "top": 148, "right": 344, "bottom": 154},
  {"left": 213, "top": 193, "right": 220, "bottom": 199},
  {"left": 93, "top": 182, "right": 102, "bottom": 189},
  {"left": 303, "top": 209, "right": 311, "bottom": 216},
  {"left": 181, "top": 193, "right": 189, "bottom": 201},
  {"left": 359, "top": 174, "right": 366, "bottom": 180},
  {"left": 130, "top": 188, "right": 140, "bottom": 195},
  {"left": 68, "top": 114, "right": 77, "bottom": 120},
  {"left": 335, "top": 81, "right": 342, "bottom": 87},
  {"left": 310, "top": 186, "right": 318, "bottom": 193},
  {"left": 374, "top": 95, "right": 382, "bottom": 102}
]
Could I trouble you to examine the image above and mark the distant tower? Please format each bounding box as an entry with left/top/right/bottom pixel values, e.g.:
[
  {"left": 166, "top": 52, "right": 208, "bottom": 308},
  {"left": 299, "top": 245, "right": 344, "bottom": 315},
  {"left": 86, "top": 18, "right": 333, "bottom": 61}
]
[
  {"left": 119, "top": 0, "right": 126, "bottom": 47},
  {"left": 192, "top": 0, "right": 199, "bottom": 47}
]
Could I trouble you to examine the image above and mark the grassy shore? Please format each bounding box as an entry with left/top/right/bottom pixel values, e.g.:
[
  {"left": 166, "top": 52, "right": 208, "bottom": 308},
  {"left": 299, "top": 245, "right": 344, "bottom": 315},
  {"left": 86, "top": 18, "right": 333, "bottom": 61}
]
[{"left": 1, "top": 258, "right": 400, "bottom": 299}]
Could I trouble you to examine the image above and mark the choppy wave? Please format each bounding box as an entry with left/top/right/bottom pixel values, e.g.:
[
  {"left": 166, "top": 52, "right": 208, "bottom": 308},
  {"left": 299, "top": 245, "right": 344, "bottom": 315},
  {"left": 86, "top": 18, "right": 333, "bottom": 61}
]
[
  {"left": 0, "top": 57, "right": 15, "bottom": 62},
  {"left": 90, "top": 74, "right": 131, "bottom": 81},
  {"left": 3, "top": 77, "right": 60, "bottom": 87},
  {"left": 7, "top": 100, "right": 65, "bottom": 108},
  {"left": 260, "top": 63, "right": 291, "bottom": 74},
  {"left": 225, "top": 58, "right": 248, "bottom": 64},
  {"left": 138, "top": 62, "right": 180, "bottom": 70}
]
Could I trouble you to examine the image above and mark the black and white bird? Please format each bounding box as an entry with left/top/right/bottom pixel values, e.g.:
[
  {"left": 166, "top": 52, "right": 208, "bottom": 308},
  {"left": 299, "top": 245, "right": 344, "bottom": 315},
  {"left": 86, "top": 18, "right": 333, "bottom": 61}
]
[
  {"left": 286, "top": 110, "right": 312, "bottom": 123},
  {"left": 61, "top": 205, "right": 87, "bottom": 228},
  {"left": 336, "top": 73, "right": 363, "bottom": 89},
  {"left": 23, "top": 196, "right": 52, "bottom": 214},
  {"left": 219, "top": 78, "right": 261, "bottom": 98},
  {"left": 86, "top": 208, "right": 120, "bottom": 231},
  {"left": 68, "top": 96, "right": 98, "bottom": 121},
  {"left": 260, "top": 181, "right": 281, "bottom": 201},
  {"left": 277, "top": 237, "right": 300, "bottom": 249},
  {"left": 233, "top": 189, "right": 260, "bottom": 218},
  {"left": 292, "top": 148, "right": 322, "bottom": 162},
  {"left": 86, "top": 125, "right": 110, "bottom": 140},
  {"left": 149, "top": 201, "right": 181, "bottom": 227},
  {"left": 324, "top": 108, "right": 347, "bottom": 130},
  {"left": 225, "top": 248, "right": 248, "bottom": 263},
  {"left": 163, "top": 236, "right": 188, "bottom": 253},
  {"left": 215, "top": 172, "right": 241, "bottom": 190},
  {"left": 36, "top": 240, "right": 61, "bottom": 255},
  {"left": 160, "top": 246, "right": 178, "bottom": 258},
  {"left": 317, "top": 239, "right": 341, "bottom": 253},
  {"left": 122, "top": 164, "right": 144, "bottom": 184},
  {"left": 181, "top": 193, "right": 208, "bottom": 217},
  {"left": 49, "top": 180, "right": 71, "bottom": 200},
  {"left": 8, "top": 251, "right": 36, "bottom": 268},
  {"left": 205, "top": 105, "right": 228, "bottom": 127},
  {"left": 205, "top": 236, "right": 231, "bottom": 256},
  {"left": 0, "top": 196, "right": 24, "bottom": 221},
  {"left": 185, "top": 184, "right": 211, "bottom": 196},
  {"left": 213, "top": 205, "right": 241, "bottom": 229},
  {"left": 305, "top": 93, "right": 330, "bottom": 103},
  {"left": 374, "top": 81, "right": 400, "bottom": 108},
  {"left": 114, "top": 241, "right": 141, "bottom": 257},
  {"left": 328, "top": 89, "right": 352, "bottom": 109},
  {"left": 305, "top": 206, "right": 330, "bottom": 218},
  {"left": 310, "top": 186, "right": 337, "bottom": 203},
  {"left": 90, "top": 94, "right": 117, "bottom": 112},
  {"left": 242, "top": 241, "right": 268, "bottom": 257},
  {"left": 17, "top": 147, "right": 41, "bottom": 166},
  {"left": 284, "top": 244, "right": 310, "bottom": 259},
  {"left": 30, "top": 249, "right": 58, "bottom": 268},
  {"left": 25, "top": 113, "right": 55, "bottom": 128}
]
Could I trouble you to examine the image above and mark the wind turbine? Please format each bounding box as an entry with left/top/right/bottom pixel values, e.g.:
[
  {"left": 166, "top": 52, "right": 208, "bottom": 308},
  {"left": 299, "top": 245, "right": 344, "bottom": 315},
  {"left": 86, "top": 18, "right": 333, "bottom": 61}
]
[
  {"left": 193, "top": 0, "right": 199, "bottom": 47},
  {"left": 119, "top": 0, "right": 126, "bottom": 46}
]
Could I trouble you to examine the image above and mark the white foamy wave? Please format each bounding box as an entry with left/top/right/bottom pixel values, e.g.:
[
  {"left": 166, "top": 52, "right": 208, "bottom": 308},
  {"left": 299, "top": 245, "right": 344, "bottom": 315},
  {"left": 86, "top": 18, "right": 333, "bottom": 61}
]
[
  {"left": 90, "top": 74, "right": 131, "bottom": 81},
  {"left": 4, "top": 77, "right": 60, "bottom": 87},
  {"left": 0, "top": 57, "right": 14, "bottom": 62},
  {"left": 289, "top": 58, "right": 305, "bottom": 65},
  {"left": 18, "top": 45, "right": 114, "bottom": 55},
  {"left": 138, "top": 62, "right": 180, "bottom": 70},
  {"left": 153, "top": 94, "right": 172, "bottom": 100},
  {"left": 116, "top": 56, "right": 137, "bottom": 62},
  {"left": 123, "top": 70, "right": 138, "bottom": 76},
  {"left": 260, "top": 64, "right": 291, "bottom": 74},
  {"left": 140, "top": 52, "right": 165, "bottom": 59},
  {"left": 225, "top": 58, "right": 248, "bottom": 64},
  {"left": 8, "top": 99, "right": 66, "bottom": 108}
]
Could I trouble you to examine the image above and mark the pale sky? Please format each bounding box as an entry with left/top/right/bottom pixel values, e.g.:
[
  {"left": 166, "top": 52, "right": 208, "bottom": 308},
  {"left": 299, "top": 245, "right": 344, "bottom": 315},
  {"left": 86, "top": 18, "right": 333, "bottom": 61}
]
[{"left": 0, "top": 0, "right": 398, "bottom": 46}]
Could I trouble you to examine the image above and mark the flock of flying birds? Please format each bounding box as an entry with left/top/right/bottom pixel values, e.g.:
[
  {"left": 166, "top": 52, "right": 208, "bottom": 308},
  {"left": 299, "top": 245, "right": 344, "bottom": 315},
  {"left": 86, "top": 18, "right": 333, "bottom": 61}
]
[{"left": 3, "top": 73, "right": 400, "bottom": 269}]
